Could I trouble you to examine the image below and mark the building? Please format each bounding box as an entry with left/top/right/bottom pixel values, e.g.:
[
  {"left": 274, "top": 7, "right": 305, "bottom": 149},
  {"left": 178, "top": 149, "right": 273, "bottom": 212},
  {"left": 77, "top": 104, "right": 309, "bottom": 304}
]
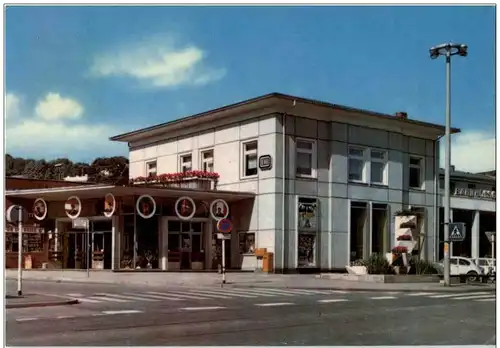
[
  {"left": 9, "top": 92, "right": 494, "bottom": 273},
  {"left": 437, "top": 168, "right": 496, "bottom": 261}
]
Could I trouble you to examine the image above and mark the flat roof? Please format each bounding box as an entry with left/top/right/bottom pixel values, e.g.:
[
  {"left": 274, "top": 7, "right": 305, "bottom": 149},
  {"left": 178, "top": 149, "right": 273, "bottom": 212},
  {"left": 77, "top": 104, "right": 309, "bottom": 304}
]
[
  {"left": 6, "top": 184, "right": 256, "bottom": 202},
  {"left": 110, "top": 92, "right": 461, "bottom": 142}
]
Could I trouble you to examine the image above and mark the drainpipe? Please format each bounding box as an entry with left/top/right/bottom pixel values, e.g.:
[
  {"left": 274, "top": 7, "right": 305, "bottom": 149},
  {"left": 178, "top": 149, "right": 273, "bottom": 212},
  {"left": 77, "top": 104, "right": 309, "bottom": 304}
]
[
  {"left": 434, "top": 135, "right": 444, "bottom": 262},
  {"left": 281, "top": 112, "right": 287, "bottom": 274}
]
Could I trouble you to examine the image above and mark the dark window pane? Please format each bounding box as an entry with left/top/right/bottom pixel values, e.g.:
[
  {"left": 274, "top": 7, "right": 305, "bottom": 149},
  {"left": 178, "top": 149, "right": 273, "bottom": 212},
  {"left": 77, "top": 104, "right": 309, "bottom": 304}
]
[
  {"left": 168, "top": 221, "right": 180, "bottom": 232},
  {"left": 168, "top": 233, "right": 180, "bottom": 252},
  {"left": 409, "top": 167, "right": 421, "bottom": 188}
]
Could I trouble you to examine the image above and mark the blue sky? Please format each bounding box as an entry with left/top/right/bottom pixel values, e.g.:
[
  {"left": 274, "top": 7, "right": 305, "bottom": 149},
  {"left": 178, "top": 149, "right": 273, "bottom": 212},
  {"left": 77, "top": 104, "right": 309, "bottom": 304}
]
[{"left": 5, "top": 5, "right": 496, "bottom": 171}]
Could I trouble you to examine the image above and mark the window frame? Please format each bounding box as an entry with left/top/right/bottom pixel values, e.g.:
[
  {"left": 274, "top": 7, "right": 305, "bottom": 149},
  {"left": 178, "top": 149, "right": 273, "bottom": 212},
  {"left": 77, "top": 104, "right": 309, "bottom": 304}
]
[
  {"left": 369, "top": 148, "right": 388, "bottom": 186},
  {"left": 295, "top": 138, "right": 318, "bottom": 179},
  {"left": 409, "top": 155, "right": 424, "bottom": 190},
  {"left": 241, "top": 140, "right": 259, "bottom": 178},
  {"left": 348, "top": 146, "right": 367, "bottom": 183},
  {"left": 200, "top": 149, "right": 214, "bottom": 173},
  {"left": 179, "top": 153, "right": 193, "bottom": 173},
  {"left": 145, "top": 160, "right": 157, "bottom": 178}
]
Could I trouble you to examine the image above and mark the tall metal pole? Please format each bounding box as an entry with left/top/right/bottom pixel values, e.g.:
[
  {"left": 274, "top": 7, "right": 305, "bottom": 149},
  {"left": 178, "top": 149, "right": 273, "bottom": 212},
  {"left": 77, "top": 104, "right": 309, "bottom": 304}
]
[
  {"left": 443, "top": 51, "right": 452, "bottom": 286},
  {"left": 17, "top": 207, "right": 23, "bottom": 296},
  {"left": 221, "top": 238, "right": 226, "bottom": 286}
]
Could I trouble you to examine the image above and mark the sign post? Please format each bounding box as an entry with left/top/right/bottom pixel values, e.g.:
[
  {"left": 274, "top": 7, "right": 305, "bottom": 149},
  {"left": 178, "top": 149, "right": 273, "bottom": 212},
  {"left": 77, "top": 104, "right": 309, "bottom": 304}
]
[
  {"left": 216, "top": 218, "right": 233, "bottom": 287},
  {"left": 485, "top": 232, "right": 496, "bottom": 261},
  {"left": 6, "top": 205, "right": 27, "bottom": 296}
]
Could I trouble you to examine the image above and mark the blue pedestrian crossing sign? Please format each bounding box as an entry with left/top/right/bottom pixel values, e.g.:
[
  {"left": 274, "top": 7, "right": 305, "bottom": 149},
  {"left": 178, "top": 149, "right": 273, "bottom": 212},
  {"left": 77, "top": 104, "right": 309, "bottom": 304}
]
[{"left": 449, "top": 222, "right": 466, "bottom": 242}]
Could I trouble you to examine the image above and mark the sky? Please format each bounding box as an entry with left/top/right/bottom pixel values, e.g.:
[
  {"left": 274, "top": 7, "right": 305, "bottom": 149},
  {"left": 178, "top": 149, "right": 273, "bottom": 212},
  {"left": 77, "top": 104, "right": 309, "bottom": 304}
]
[{"left": 5, "top": 5, "right": 496, "bottom": 172}]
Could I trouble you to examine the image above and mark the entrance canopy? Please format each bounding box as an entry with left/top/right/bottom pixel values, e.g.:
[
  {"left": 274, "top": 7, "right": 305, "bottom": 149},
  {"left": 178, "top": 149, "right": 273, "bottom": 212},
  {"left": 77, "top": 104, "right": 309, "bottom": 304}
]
[{"left": 6, "top": 184, "right": 256, "bottom": 202}]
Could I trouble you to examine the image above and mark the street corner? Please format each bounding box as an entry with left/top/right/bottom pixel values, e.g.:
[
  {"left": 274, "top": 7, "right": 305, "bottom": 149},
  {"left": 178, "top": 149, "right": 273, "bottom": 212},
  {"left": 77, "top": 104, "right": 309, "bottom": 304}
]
[{"left": 6, "top": 294, "right": 80, "bottom": 309}]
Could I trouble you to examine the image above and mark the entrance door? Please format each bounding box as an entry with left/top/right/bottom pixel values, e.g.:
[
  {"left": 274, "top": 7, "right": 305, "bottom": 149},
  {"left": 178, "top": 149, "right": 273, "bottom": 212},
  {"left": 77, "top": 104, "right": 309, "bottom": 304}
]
[
  {"left": 191, "top": 222, "right": 204, "bottom": 269},
  {"left": 180, "top": 232, "right": 191, "bottom": 270}
]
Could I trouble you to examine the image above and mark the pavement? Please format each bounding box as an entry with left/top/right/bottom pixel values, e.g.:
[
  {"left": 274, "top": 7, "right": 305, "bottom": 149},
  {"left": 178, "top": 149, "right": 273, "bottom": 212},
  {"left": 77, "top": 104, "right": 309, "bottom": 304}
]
[
  {"left": 5, "top": 269, "right": 497, "bottom": 292},
  {"left": 6, "top": 279, "right": 497, "bottom": 346}
]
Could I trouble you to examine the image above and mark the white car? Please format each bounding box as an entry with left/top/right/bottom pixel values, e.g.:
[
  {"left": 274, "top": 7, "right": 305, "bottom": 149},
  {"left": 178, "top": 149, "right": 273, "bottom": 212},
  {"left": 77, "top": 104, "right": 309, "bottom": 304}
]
[
  {"left": 436, "top": 256, "right": 483, "bottom": 282},
  {"left": 475, "top": 258, "right": 496, "bottom": 275}
]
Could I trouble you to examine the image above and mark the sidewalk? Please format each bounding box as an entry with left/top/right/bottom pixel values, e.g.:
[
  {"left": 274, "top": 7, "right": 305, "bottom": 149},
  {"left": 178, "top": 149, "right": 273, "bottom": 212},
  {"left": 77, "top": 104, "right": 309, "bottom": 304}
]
[
  {"left": 5, "top": 270, "right": 496, "bottom": 293},
  {"left": 5, "top": 293, "right": 79, "bottom": 309}
]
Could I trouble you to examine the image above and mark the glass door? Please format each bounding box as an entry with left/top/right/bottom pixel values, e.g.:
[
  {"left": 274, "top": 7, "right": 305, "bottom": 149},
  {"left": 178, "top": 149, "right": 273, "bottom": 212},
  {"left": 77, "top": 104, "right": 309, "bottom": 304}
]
[
  {"left": 191, "top": 222, "right": 204, "bottom": 270},
  {"left": 180, "top": 222, "right": 192, "bottom": 270}
]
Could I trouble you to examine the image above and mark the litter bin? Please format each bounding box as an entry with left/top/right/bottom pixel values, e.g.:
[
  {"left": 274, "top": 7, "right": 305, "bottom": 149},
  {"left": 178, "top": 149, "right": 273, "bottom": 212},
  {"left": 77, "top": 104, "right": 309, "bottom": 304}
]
[{"left": 262, "top": 252, "right": 274, "bottom": 273}]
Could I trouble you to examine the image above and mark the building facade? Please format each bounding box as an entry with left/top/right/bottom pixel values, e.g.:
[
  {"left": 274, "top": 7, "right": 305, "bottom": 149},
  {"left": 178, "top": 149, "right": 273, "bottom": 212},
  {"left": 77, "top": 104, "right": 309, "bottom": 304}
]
[{"left": 111, "top": 93, "right": 453, "bottom": 272}]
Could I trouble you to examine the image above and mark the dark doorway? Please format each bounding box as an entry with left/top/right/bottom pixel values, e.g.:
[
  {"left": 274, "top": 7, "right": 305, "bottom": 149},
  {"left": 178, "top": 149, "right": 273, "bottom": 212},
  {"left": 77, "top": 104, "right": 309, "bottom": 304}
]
[{"left": 350, "top": 201, "right": 368, "bottom": 261}]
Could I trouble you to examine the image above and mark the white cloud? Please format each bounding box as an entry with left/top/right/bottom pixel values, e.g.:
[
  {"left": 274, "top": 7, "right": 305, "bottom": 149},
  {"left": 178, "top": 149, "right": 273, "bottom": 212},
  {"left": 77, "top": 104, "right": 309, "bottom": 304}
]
[
  {"left": 440, "top": 130, "right": 496, "bottom": 173},
  {"left": 6, "top": 92, "right": 126, "bottom": 161},
  {"left": 5, "top": 93, "right": 21, "bottom": 120},
  {"left": 89, "top": 35, "right": 226, "bottom": 88},
  {"left": 34, "top": 92, "right": 84, "bottom": 121}
]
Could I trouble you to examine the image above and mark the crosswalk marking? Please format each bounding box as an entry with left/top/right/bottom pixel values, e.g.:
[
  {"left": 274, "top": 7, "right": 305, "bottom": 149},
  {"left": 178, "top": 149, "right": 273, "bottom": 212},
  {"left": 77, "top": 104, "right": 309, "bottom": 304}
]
[
  {"left": 88, "top": 296, "right": 130, "bottom": 303},
  {"left": 145, "top": 291, "right": 213, "bottom": 300},
  {"left": 181, "top": 306, "right": 225, "bottom": 311},
  {"left": 318, "top": 299, "right": 349, "bottom": 303},
  {"left": 475, "top": 298, "right": 496, "bottom": 302},
  {"left": 255, "top": 302, "right": 294, "bottom": 307},
  {"left": 182, "top": 290, "right": 233, "bottom": 299},
  {"left": 429, "top": 292, "right": 491, "bottom": 299},
  {"left": 133, "top": 293, "right": 185, "bottom": 301},
  {"left": 370, "top": 296, "right": 397, "bottom": 300},
  {"left": 95, "top": 293, "right": 160, "bottom": 302},
  {"left": 451, "top": 294, "right": 496, "bottom": 300},
  {"left": 248, "top": 288, "right": 297, "bottom": 296},
  {"left": 406, "top": 292, "right": 438, "bottom": 296},
  {"left": 226, "top": 288, "right": 279, "bottom": 297},
  {"left": 193, "top": 289, "right": 258, "bottom": 298}
]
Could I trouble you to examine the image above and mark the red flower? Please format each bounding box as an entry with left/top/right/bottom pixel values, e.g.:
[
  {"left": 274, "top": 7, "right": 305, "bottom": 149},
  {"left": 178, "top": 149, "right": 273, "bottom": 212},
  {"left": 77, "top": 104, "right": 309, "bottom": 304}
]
[
  {"left": 130, "top": 171, "right": 220, "bottom": 184},
  {"left": 396, "top": 234, "right": 412, "bottom": 241},
  {"left": 391, "top": 246, "right": 408, "bottom": 254}
]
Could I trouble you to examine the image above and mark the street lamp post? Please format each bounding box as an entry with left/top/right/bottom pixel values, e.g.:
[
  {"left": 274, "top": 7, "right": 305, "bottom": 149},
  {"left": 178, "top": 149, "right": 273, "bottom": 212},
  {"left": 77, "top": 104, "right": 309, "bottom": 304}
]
[{"left": 429, "top": 43, "right": 468, "bottom": 287}]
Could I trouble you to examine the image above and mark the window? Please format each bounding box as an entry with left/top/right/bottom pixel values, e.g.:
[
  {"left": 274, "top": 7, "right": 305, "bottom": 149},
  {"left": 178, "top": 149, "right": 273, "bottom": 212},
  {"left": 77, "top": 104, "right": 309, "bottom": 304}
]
[
  {"left": 409, "top": 156, "right": 423, "bottom": 189},
  {"left": 468, "top": 183, "right": 476, "bottom": 189},
  {"left": 242, "top": 141, "right": 258, "bottom": 177},
  {"left": 458, "top": 258, "right": 470, "bottom": 266},
  {"left": 180, "top": 154, "right": 192, "bottom": 173},
  {"left": 348, "top": 146, "right": 366, "bottom": 182},
  {"left": 370, "top": 149, "right": 388, "bottom": 185},
  {"left": 239, "top": 232, "right": 255, "bottom": 254},
  {"left": 296, "top": 139, "right": 317, "bottom": 177},
  {"left": 146, "top": 160, "right": 157, "bottom": 178},
  {"left": 201, "top": 149, "right": 214, "bottom": 172}
]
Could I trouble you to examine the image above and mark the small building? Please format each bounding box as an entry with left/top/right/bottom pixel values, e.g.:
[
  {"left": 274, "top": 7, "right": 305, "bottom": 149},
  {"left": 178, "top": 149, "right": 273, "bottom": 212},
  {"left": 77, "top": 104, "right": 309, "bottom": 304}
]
[{"left": 7, "top": 92, "right": 471, "bottom": 272}]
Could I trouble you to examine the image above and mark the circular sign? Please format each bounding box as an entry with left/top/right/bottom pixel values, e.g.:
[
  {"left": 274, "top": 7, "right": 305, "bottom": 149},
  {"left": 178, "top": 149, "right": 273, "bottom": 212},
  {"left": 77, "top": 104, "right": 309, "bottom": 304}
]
[
  {"left": 6, "top": 205, "right": 28, "bottom": 224},
  {"left": 175, "top": 196, "right": 196, "bottom": 221},
  {"left": 136, "top": 195, "right": 156, "bottom": 219},
  {"left": 217, "top": 218, "right": 233, "bottom": 234},
  {"left": 65, "top": 196, "right": 82, "bottom": 220},
  {"left": 210, "top": 199, "right": 229, "bottom": 221},
  {"left": 33, "top": 198, "right": 48, "bottom": 221},
  {"left": 103, "top": 193, "right": 116, "bottom": 218}
]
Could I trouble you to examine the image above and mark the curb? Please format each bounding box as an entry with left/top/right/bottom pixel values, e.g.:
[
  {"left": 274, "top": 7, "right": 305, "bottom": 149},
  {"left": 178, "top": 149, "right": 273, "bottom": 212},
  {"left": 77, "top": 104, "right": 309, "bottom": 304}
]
[
  {"left": 231, "top": 284, "right": 497, "bottom": 293},
  {"left": 6, "top": 299, "right": 79, "bottom": 309}
]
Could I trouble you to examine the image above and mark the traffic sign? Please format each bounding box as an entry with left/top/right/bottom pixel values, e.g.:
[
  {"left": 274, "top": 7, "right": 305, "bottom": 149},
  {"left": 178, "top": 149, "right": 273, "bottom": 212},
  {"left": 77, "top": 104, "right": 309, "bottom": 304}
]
[
  {"left": 217, "top": 218, "right": 233, "bottom": 234},
  {"left": 217, "top": 233, "right": 231, "bottom": 240},
  {"left": 449, "top": 222, "right": 466, "bottom": 242},
  {"left": 485, "top": 231, "right": 496, "bottom": 243}
]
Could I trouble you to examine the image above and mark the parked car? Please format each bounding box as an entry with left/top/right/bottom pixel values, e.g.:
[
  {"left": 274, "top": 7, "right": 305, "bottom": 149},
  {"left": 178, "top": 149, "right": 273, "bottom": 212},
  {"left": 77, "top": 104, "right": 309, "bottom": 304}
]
[
  {"left": 474, "top": 258, "right": 496, "bottom": 275},
  {"left": 435, "top": 256, "right": 483, "bottom": 282}
]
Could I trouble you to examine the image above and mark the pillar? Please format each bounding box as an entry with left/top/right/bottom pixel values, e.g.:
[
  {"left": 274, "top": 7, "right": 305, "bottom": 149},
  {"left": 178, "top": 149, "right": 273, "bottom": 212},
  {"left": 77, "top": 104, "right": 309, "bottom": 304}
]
[
  {"left": 160, "top": 217, "right": 168, "bottom": 271},
  {"left": 450, "top": 208, "right": 454, "bottom": 257},
  {"left": 111, "top": 216, "right": 120, "bottom": 270},
  {"left": 471, "top": 210, "right": 480, "bottom": 260},
  {"left": 363, "top": 203, "right": 372, "bottom": 259}
]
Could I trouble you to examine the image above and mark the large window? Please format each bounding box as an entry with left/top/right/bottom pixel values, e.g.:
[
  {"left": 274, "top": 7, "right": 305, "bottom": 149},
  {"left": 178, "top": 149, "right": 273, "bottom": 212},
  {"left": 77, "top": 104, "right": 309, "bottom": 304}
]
[
  {"left": 180, "top": 154, "right": 192, "bottom": 173},
  {"left": 348, "top": 146, "right": 388, "bottom": 185},
  {"left": 146, "top": 160, "right": 157, "bottom": 177},
  {"left": 242, "top": 140, "right": 258, "bottom": 177},
  {"left": 296, "top": 139, "right": 317, "bottom": 178},
  {"left": 201, "top": 149, "right": 214, "bottom": 172},
  {"left": 409, "top": 156, "right": 423, "bottom": 189},
  {"left": 297, "top": 197, "right": 318, "bottom": 268}
]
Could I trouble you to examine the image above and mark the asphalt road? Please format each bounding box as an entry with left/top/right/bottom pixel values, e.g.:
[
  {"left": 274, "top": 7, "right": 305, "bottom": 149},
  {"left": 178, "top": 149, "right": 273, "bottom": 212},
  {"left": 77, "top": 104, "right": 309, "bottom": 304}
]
[{"left": 6, "top": 280, "right": 496, "bottom": 346}]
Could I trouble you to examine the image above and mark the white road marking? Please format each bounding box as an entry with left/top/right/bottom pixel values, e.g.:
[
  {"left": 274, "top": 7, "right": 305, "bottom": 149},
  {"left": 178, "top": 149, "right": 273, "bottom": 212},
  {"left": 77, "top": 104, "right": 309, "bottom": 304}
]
[
  {"left": 226, "top": 288, "right": 279, "bottom": 297},
  {"left": 475, "top": 298, "right": 496, "bottom": 302},
  {"left": 182, "top": 290, "right": 233, "bottom": 299},
  {"left": 429, "top": 292, "right": 491, "bottom": 299},
  {"left": 146, "top": 291, "right": 212, "bottom": 300},
  {"left": 88, "top": 296, "right": 130, "bottom": 303},
  {"left": 255, "top": 302, "right": 295, "bottom": 307},
  {"left": 133, "top": 293, "right": 185, "bottom": 301},
  {"left": 406, "top": 292, "right": 438, "bottom": 296},
  {"left": 370, "top": 296, "right": 397, "bottom": 300},
  {"left": 181, "top": 306, "right": 226, "bottom": 311},
  {"left": 95, "top": 293, "right": 159, "bottom": 302},
  {"left": 101, "top": 310, "right": 144, "bottom": 315},
  {"left": 214, "top": 289, "right": 258, "bottom": 298},
  {"left": 318, "top": 299, "right": 349, "bottom": 303},
  {"left": 452, "top": 294, "right": 496, "bottom": 300},
  {"left": 256, "top": 288, "right": 314, "bottom": 296},
  {"left": 65, "top": 295, "right": 102, "bottom": 303},
  {"left": 16, "top": 318, "right": 38, "bottom": 322},
  {"left": 56, "top": 316, "right": 75, "bottom": 319}
]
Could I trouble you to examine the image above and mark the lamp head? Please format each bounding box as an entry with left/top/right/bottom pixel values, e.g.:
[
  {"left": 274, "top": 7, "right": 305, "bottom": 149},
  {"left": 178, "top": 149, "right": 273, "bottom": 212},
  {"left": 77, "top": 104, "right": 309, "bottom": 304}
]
[{"left": 458, "top": 44, "right": 468, "bottom": 57}]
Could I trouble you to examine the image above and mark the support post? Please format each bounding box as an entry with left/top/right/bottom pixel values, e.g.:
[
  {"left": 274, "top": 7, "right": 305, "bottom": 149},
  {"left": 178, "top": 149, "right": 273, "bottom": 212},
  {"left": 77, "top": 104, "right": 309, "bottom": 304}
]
[
  {"left": 221, "top": 238, "right": 226, "bottom": 286},
  {"left": 443, "top": 53, "right": 452, "bottom": 287},
  {"left": 17, "top": 207, "right": 23, "bottom": 296}
]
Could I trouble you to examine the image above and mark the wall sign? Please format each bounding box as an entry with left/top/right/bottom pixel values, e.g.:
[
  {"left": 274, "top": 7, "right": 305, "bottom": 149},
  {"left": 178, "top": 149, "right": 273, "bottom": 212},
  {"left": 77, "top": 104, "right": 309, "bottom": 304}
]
[
  {"left": 210, "top": 199, "right": 229, "bottom": 221},
  {"left": 33, "top": 198, "right": 48, "bottom": 221},
  {"left": 453, "top": 188, "right": 496, "bottom": 200},
  {"left": 259, "top": 155, "right": 272, "bottom": 171},
  {"left": 175, "top": 196, "right": 196, "bottom": 221},
  {"left": 65, "top": 196, "right": 82, "bottom": 220},
  {"left": 6, "top": 205, "right": 28, "bottom": 224},
  {"left": 136, "top": 195, "right": 156, "bottom": 219},
  {"left": 103, "top": 193, "right": 116, "bottom": 218}
]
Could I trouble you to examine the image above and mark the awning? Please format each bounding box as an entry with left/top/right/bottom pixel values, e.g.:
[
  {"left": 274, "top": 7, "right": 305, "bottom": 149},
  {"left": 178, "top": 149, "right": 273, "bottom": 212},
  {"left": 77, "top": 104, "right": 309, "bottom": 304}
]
[{"left": 6, "top": 184, "right": 256, "bottom": 202}]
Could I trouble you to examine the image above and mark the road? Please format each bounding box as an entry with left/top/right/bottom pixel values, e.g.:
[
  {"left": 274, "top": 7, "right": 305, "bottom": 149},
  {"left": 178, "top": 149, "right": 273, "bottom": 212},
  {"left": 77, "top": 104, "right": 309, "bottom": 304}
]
[{"left": 6, "top": 280, "right": 496, "bottom": 346}]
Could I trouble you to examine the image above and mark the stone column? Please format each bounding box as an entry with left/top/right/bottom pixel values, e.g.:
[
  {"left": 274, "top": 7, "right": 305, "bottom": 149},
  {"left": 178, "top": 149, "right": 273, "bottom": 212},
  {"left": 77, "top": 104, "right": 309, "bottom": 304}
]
[
  {"left": 450, "top": 208, "right": 454, "bottom": 257},
  {"left": 160, "top": 217, "right": 168, "bottom": 271},
  {"left": 111, "top": 216, "right": 120, "bottom": 270},
  {"left": 471, "top": 210, "right": 480, "bottom": 259}
]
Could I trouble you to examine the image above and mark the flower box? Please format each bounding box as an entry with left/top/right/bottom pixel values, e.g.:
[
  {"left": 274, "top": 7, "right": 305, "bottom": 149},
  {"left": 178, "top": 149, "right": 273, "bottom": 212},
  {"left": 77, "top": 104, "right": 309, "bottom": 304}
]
[
  {"left": 391, "top": 246, "right": 408, "bottom": 254},
  {"left": 130, "top": 170, "right": 219, "bottom": 190}
]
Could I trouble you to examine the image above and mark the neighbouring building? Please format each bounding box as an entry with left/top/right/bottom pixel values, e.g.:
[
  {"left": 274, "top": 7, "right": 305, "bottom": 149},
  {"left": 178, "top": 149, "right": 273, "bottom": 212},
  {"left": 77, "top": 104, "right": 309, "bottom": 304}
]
[{"left": 6, "top": 93, "right": 494, "bottom": 273}]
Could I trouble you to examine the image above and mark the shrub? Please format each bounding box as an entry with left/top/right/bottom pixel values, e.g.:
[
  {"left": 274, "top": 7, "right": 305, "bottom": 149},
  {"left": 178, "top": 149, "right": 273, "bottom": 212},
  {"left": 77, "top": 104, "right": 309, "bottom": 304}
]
[
  {"left": 408, "top": 256, "right": 438, "bottom": 275},
  {"left": 364, "top": 254, "right": 394, "bottom": 275}
]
